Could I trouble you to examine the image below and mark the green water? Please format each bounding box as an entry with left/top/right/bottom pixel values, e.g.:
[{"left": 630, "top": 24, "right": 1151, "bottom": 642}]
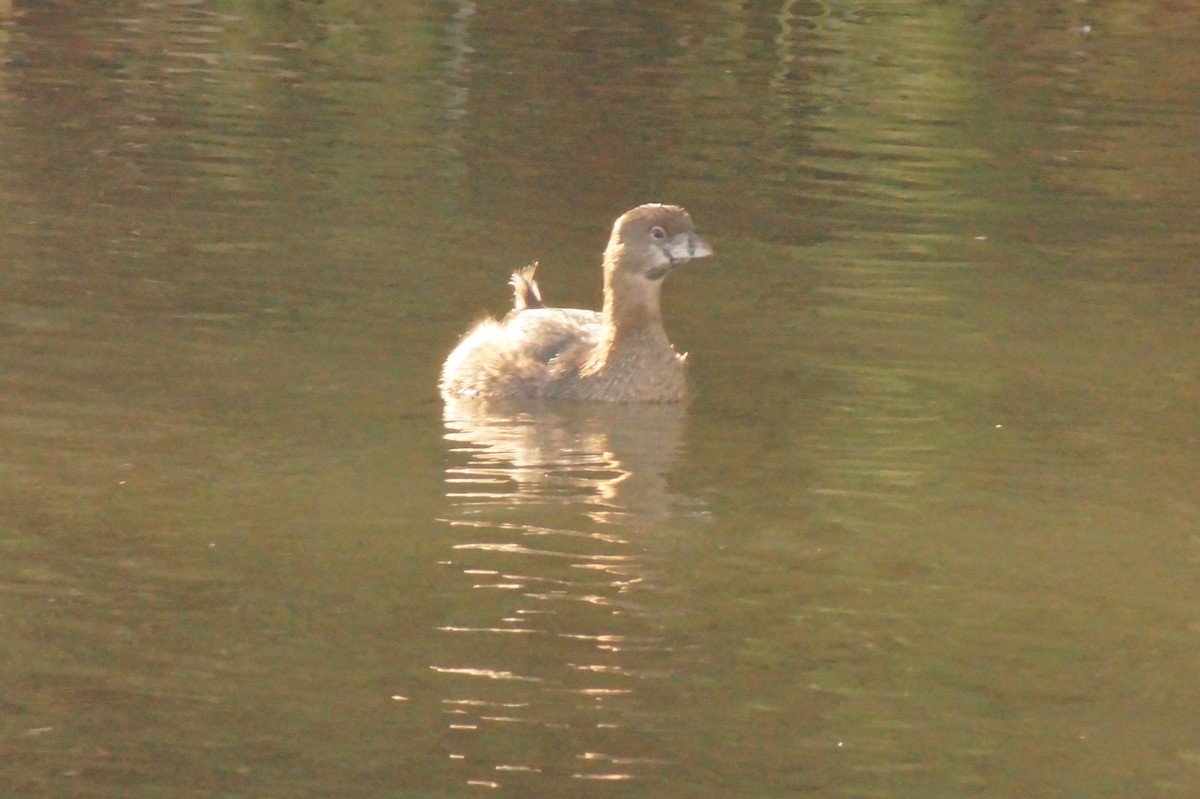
[{"left": 2, "top": 2, "right": 1197, "bottom": 797}]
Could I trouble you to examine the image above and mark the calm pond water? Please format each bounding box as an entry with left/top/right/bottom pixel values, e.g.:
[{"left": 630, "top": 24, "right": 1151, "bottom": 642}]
[{"left": 2, "top": 1, "right": 1198, "bottom": 797}]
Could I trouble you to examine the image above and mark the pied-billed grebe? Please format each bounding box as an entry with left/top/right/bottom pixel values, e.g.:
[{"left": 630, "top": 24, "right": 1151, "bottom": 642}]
[{"left": 440, "top": 203, "right": 713, "bottom": 402}]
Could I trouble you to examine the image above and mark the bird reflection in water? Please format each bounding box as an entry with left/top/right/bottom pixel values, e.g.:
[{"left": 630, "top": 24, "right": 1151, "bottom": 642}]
[
  {"left": 441, "top": 397, "right": 701, "bottom": 525},
  {"left": 433, "top": 398, "right": 706, "bottom": 789}
]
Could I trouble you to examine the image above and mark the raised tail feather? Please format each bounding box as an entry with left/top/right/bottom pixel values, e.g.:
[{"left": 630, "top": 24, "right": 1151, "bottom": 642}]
[{"left": 509, "top": 262, "right": 544, "bottom": 311}]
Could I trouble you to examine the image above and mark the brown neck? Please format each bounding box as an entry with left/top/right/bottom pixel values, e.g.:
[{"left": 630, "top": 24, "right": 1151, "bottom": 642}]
[
  {"left": 592, "top": 271, "right": 676, "bottom": 376},
  {"left": 600, "top": 262, "right": 669, "bottom": 352}
]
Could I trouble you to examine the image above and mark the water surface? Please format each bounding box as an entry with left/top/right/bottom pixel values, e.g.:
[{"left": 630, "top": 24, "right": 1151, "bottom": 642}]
[{"left": 2, "top": 2, "right": 1198, "bottom": 798}]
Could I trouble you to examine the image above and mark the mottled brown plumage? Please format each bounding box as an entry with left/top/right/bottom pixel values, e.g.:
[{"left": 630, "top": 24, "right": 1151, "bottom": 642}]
[{"left": 440, "top": 204, "right": 713, "bottom": 402}]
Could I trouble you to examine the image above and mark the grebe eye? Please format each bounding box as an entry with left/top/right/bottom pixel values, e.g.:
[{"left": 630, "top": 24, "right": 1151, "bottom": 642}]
[{"left": 650, "top": 226, "right": 666, "bottom": 240}]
